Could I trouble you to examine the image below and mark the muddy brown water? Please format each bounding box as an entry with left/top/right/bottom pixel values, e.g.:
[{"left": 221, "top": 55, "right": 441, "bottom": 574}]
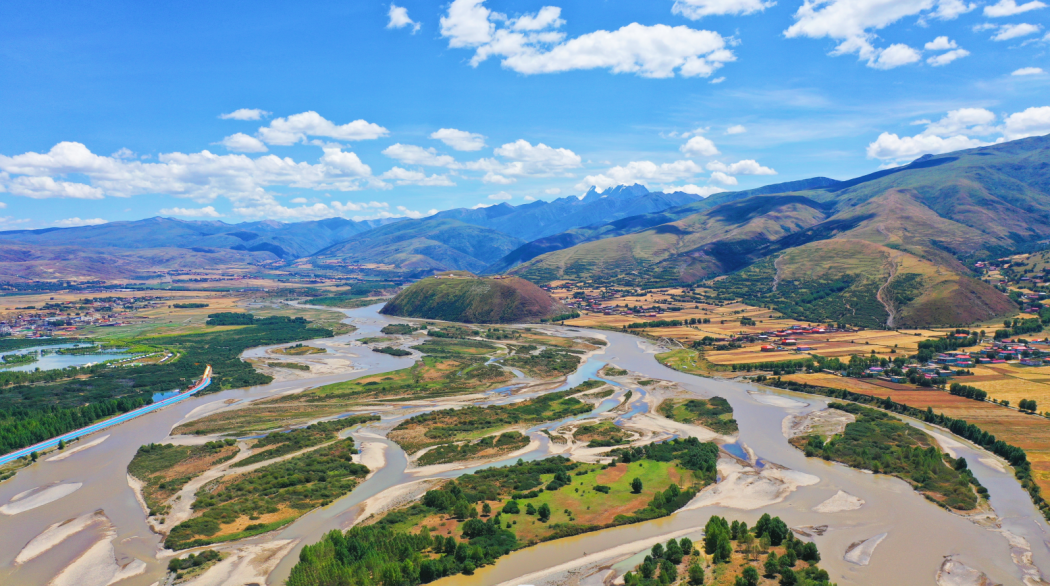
[{"left": 0, "top": 303, "right": 1047, "bottom": 586}]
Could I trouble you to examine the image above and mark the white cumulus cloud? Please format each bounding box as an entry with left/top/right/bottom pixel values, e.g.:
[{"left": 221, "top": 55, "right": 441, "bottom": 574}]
[
  {"left": 388, "top": 3, "right": 421, "bottom": 33},
  {"left": 0, "top": 141, "right": 382, "bottom": 203},
  {"left": 219, "top": 133, "right": 269, "bottom": 153},
  {"left": 706, "top": 159, "right": 777, "bottom": 175},
  {"left": 672, "top": 0, "right": 776, "bottom": 19},
  {"left": 441, "top": 0, "right": 735, "bottom": 78},
  {"left": 866, "top": 107, "right": 1004, "bottom": 161},
  {"left": 665, "top": 184, "right": 728, "bottom": 197},
  {"left": 220, "top": 108, "right": 271, "bottom": 121},
  {"left": 1013, "top": 66, "right": 1046, "bottom": 75},
  {"left": 869, "top": 44, "right": 922, "bottom": 70},
  {"left": 160, "top": 206, "right": 223, "bottom": 218},
  {"left": 984, "top": 0, "right": 1046, "bottom": 16},
  {"left": 709, "top": 171, "right": 738, "bottom": 185},
  {"left": 575, "top": 160, "right": 704, "bottom": 191},
  {"left": 430, "top": 128, "right": 487, "bottom": 151},
  {"left": 544, "top": 187, "right": 561, "bottom": 194},
  {"left": 488, "top": 191, "right": 513, "bottom": 200},
  {"left": 680, "top": 136, "right": 720, "bottom": 157},
  {"left": 927, "top": 48, "right": 970, "bottom": 65},
  {"left": 257, "top": 111, "right": 388, "bottom": 145},
  {"left": 924, "top": 36, "right": 957, "bottom": 50},
  {"left": 988, "top": 22, "right": 1042, "bottom": 40},
  {"left": 382, "top": 144, "right": 458, "bottom": 167},
  {"left": 379, "top": 167, "right": 455, "bottom": 186},
  {"left": 726, "top": 125, "right": 747, "bottom": 135},
  {"left": 1003, "top": 106, "right": 1050, "bottom": 139},
  {"left": 785, "top": 0, "right": 972, "bottom": 69}
]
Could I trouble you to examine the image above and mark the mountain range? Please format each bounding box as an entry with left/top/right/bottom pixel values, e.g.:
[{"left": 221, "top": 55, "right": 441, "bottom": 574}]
[
  {"left": 0, "top": 184, "right": 700, "bottom": 278},
  {"left": 508, "top": 135, "right": 1050, "bottom": 328},
  {"left": 3, "top": 133, "right": 1049, "bottom": 328}
]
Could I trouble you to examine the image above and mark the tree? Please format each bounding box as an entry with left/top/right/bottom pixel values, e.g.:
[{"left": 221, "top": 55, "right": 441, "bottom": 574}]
[
  {"left": 764, "top": 552, "right": 780, "bottom": 577},
  {"left": 688, "top": 562, "right": 705, "bottom": 585},
  {"left": 631, "top": 477, "right": 643, "bottom": 494},
  {"left": 538, "top": 503, "right": 551, "bottom": 522},
  {"left": 58, "top": 439, "right": 65, "bottom": 450},
  {"left": 779, "top": 568, "right": 798, "bottom": 586},
  {"left": 526, "top": 503, "right": 537, "bottom": 515},
  {"left": 502, "top": 500, "right": 520, "bottom": 514},
  {"left": 482, "top": 502, "right": 492, "bottom": 516},
  {"left": 740, "top": 566, "right": 760, "bottom": 586},
  {"left": 30, "top": 451, "right": 37, "bottom": 462},
  {"left": 680, "top": 537, "right": 693, "bottom": 555},
  {"left": 666, "top": 540, "right": 684, "bottom": 564},
  {"left": 652, "top": 543, "right": 665, "bottom": 559}
]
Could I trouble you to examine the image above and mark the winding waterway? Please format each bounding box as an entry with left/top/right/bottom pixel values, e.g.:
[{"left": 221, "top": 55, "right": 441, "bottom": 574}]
[{"left": 0, "top": 303, "right": 1047, "bottom": 586}]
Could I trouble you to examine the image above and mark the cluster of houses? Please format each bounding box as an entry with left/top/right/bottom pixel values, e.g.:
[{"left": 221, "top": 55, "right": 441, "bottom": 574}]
[
  {"left": 1, "top": 296, "right": 165, "bottom": 337},
  {"left": 860, "top": 339, "right": 1050, "bottom": 383},
  {"left": 758, "top": 325, "right": 849, "bottom": 353}
]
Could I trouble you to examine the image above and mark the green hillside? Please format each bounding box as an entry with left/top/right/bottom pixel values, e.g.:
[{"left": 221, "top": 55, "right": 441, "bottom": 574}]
[
  {"left": 379, "top": 274, "right": 569, "bottom": 324},
  {"left": 511, "top": 135, "right": 1050, "bottom": 328}
]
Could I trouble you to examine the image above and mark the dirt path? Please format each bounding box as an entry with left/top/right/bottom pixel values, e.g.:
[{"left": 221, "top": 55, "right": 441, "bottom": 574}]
[
  {"left": 876, "top": 248, "right": 903, "bottom": 328},
  {"left": 772, "top": 253, "right": 785, "bottom": 292}
]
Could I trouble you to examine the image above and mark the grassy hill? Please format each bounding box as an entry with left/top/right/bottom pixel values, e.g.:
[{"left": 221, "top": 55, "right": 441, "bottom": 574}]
[
  {"left": 511, "top": 135, "right": 1050, "bottom": 328},
  {"left": 379, "top": 274, "right": 569, "bottom": 324}
]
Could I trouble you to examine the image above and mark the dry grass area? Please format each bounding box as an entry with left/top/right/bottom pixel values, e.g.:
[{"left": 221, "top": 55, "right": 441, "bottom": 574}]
[
  {"left": 562, "top": 293, "right": 959, "bottom": 366},
  {"left": 962, "top": 364, "right": 1050, "bottom": 407}
]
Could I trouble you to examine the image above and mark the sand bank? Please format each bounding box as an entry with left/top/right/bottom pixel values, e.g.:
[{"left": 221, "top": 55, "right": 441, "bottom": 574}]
[
  {"left": 1, "top": 482, "right": 82, "bottom": 515},
  {"left": 783, "top": 408, "right": 854, "bottom": 440},
  {"left": 46, "top": 435, "right": 110, "bottom": 462},
  {"left": 182, "top": 539, "right": 298, "bottom": 586},
  {"left": 683, "top": 459, "right": 818, "bottom": 511},
  {"left": 843, "top": 532, "right": 887, "bottom": 566},
  {"left": 936, "top": 556, "right": 999, "bottom": 586},
  {"left": 15, "top": 510, "right": 108, "bottom": 564},
  {"left": 47, "top": 524, "right": 146, "bottom": 586},
  {"left": 493, "top": 527, "right": 699, "bottom": 586},
  {"left": 812, "top": 490, "right": 865, "bottom": 513}
]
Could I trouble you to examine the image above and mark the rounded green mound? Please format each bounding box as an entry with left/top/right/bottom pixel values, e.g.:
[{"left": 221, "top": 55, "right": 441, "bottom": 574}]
[{"left": 380, "top": 274, "right": 569, "bottom": 324}]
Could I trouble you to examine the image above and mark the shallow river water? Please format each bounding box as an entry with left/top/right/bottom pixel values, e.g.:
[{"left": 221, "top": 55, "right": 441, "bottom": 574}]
[{"left": 0, "top": 303, "right": 1048, "bottom": 586}]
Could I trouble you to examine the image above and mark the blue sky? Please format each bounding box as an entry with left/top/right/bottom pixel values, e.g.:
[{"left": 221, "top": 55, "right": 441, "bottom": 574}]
[{"left": 0, "top": 0, "right": 1048, "bottom": 228}]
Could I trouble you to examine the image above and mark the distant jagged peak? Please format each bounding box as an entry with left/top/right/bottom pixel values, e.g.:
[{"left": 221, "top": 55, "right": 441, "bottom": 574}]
[{"left": 582, "top": 183, "right": 650, "bottom": 200}]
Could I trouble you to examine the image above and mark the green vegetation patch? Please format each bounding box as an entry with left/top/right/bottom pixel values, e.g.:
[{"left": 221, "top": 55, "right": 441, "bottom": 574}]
[
  {"left": 794, "top": 402, "right": 981, "bottom": 510},
  {"left": 266, "top": 361, "right": 310, "bottom": 371},
  {"left": 288, "top": 439, "right": 719, "bottom": 585},
  {"left": 416, "top": 432, "right": 529, "bottom": 466},
  {"left": 574, "top": 421, "right": 630, "bottom": 447},
  {"left": 128, "top": 440, "right": 238, "bottom": 515},
  {"left": 165, "top": 437, "right": 369, "bottom": 550},
  {"left": 390, "top": 381, "right": 601, "bottom": 455},
  {"left": 380, "top": 323, "right": 421, "bottom": 335},
  {"left": 233, "top": 415, "right": 380, "bottom": 468},
  {"left": 502, "top": 347, "right": 582, "bottom": 378},
  {"left": 623, "top": 514, "right": 830, "bottom": 586},
  {"left": 657, "top": 397, "right": 739, "bottom": 435},
  {"left": 1, "top": 314, "right": 331, "bottom": 458}
]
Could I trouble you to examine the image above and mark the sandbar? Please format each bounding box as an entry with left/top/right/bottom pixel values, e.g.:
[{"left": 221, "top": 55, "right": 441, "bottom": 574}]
[
  {"left": 46, "top": 435, "right": 110, "bottom": 462},
  {"left": 1, "top": 482, "right": 82, "bottom": 515},
  {"left": 812, "top": 490, "right": 865, "bottom": 513}
]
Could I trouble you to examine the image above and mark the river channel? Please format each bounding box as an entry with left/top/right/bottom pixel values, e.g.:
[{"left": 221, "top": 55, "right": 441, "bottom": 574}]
[{"left": 1, "top": 303, "right": 1048, "bottom": 586}]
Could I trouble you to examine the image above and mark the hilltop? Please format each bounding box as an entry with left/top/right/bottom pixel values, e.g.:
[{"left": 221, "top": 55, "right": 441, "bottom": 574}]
[{"left": 379, "top": 274, "right": 569, "bottom": 324}]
